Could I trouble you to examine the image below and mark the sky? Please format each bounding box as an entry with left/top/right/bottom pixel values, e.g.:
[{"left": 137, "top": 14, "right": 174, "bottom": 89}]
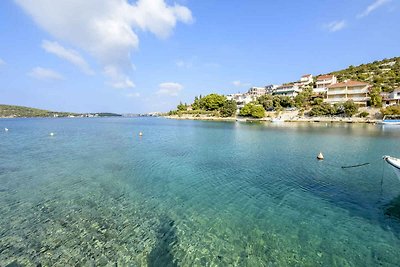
[{"left": 0, "top": 0, "right": 399, "bottom": 113}]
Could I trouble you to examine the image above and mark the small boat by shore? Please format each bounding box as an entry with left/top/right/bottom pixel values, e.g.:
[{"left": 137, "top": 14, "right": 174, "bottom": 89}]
[
  {"left": 383, "top": 156, "right": 400, "bottom": 179},
  {"left": 380, "top": 115, "right": 400, "bottom": 125}
]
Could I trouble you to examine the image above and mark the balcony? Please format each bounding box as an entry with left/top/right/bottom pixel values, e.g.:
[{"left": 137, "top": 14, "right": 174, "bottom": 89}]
[
  {"left": 327, "top": 89, "right": 368, "bottom": 95},
  {"left": 351, "top": 96, "right": 370, "bottom": 102},
  {"left": 346, "top": 89, "right": 369, "bottom": 94},
  {"left": 327, "top": 90, "right": 347, "bottom": 95},
  {"left": 325, "top": 97, "right": 346, "bottom": 103},
  {"left": 326, "top": 96, "right": 370, "bottom": 103}
]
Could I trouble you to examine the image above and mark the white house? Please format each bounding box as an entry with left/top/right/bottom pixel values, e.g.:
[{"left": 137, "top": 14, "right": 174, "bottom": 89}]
[
  {"left": 265, "top": 84, "right": 279, "bottom": 94},
  {"left": 325, "top": 80, "right": 370, "bottom": 106},
  {"left": 300, "top": 74, "right": 313, "bottom": 85},
  {"left": 383, "top": 88, "right": 400, "bottom": 106},
  {"left": 226, "top": 93, "right": 254, "bottom": 111},
  {"left": 247, "top": 87, "right": 267, "bottom": 98},
  {"left": 273, "top": 84, "right": 301, "bottom": 98},
  {"left": 314, "top": 75, "right": 337, "bottom": 94}
]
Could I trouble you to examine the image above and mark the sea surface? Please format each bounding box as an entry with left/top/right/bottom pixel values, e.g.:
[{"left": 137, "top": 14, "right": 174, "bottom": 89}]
[{"left": 1, "top": 117, "right": 400, "bottom": 266}]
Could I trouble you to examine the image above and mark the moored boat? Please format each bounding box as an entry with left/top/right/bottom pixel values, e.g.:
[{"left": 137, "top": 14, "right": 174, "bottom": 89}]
[
  {"left": 380, "top": 115, "right": 400, "bottom": 125},
  {"left": 383, "top": 156, "right": 400, "bottom": 179}
]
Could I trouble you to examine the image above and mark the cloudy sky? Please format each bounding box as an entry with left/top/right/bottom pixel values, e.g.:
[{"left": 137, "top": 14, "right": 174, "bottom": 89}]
[{"left": 0, "top": 0, "right": 399, "bottom": 113}]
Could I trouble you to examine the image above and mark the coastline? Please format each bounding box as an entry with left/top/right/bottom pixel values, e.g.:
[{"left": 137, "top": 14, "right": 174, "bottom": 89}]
[{"left": 164, "top": 114, "right": 380, "bottom": 124}]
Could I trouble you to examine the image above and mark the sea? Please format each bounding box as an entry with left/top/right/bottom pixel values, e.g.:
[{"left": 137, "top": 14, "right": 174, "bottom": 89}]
[{"left": 1, "top": 117, "right": 400, "bottom": 266}]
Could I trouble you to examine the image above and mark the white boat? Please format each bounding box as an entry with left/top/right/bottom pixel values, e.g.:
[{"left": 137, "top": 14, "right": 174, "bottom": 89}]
[
  {"left": 380, "top": 115, "right": 400, "bottom": 125},
  {"left": 384, "top": 156, "right": 400, "bottom": 179}
]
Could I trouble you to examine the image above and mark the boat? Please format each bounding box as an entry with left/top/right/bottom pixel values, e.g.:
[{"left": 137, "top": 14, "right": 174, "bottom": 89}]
[
  {"left": 383, "top": 156, "right": 400, "bottom": 179},
  {"left": 380, "top": 115, "right": 400, "bottom": 125}
]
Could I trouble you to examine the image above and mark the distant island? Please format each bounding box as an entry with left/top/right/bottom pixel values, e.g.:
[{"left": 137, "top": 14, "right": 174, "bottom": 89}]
[
  {"left": 168, "top": 56, "right": 400, "bottom": 122},
  {"left": 0, "top": 104, "right": 122, "bottom": 118}
]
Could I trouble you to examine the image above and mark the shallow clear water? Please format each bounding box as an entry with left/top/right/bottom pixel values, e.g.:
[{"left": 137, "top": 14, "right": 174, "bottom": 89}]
[{"left": 1, "top": 118, "right": 400, "bottom": 266}]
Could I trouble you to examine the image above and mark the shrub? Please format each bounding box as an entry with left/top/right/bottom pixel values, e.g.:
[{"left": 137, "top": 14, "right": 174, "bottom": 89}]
[
  {"left": 239, "top": 103, "right": 265, "bottom": 118},
  {"left": 381, "top": 105, "right": 400, "bottom": 116},
  {"left": 359, "top": 111, "right": 369, "bottom": 118}
]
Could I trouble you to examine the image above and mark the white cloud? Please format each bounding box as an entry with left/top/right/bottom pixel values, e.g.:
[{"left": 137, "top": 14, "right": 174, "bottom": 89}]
[
  {"left": 103, "top": 65, "right": 135, "bottom": 89},
  {"left": 42, "top": 40, "right": 94, "bottom": 75},
  {"left": 232, "top": 80, "right": 251, "bottom": 87},
  {"left": 28, "top": 67, "right": 64, "bottom": 80},
  {"left": 324, "top": 20, "right": 347, "bottom": 32},
  {"left": 358, "top": 0, "right": 391, "bottom": 18},
  {"left": 0, "top": 58, "right": 5, "bottom": 65},
  {"left": 15, "top": 0, "right": 193, "bottom": 88},
  {"left": 127, "top": 92, "right": 141, "bottom": 98},
  {"left": 156, "top": 82, "right": 183, "bottom": 96}
]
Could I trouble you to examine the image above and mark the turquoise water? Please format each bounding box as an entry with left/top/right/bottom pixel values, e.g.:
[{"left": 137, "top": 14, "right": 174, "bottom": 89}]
[{"left": 1, "top": 118, "right": 400, "bottom": 266}]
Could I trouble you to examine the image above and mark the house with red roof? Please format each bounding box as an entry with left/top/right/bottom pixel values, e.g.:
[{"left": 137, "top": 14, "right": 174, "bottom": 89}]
[
  {"left": 314, "top": 74, "right": 337, "bottom": 94},
  {"left": 325, "top": 80, "right": 371, "bottom": 106}
]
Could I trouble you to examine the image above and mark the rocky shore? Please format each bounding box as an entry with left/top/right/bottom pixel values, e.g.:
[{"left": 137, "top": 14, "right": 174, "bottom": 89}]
[{"left": 165, "top": 108, "right": 382, "bottom": 124}]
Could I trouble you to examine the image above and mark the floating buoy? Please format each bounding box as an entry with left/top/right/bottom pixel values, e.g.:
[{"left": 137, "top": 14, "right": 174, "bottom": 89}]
[
  {"left": 4, "top": 128, "right": 8, "bottom": 132},
  {"left": 317, "top": 152, "right": 324, "bottom": 160},
  {"left": 50, "top": 132, "right": 55, "bottom": 136},
  {"left": 139, "top": 132, "right": 143, "bottom": 137}
]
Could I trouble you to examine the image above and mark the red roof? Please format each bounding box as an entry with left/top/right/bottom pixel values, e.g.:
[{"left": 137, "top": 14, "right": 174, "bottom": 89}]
[
  {"left": 302, "top": 74, "right": 312, "bottom": 78},
  {"left": 327, "top": 80, "right": 370, "bottom": 88},
  {"left": 317, "top": 74, "right": 334, "bottom": 80}
]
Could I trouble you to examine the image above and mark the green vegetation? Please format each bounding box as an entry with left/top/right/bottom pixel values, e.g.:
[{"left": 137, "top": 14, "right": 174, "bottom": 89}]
[
  {"left": 256, "top": 95, "right": 295, "bottom": 110},
  {"left": 358, "top": 111, "right": 369, "bottom": 118},
  {"left": 294, "top": 88, "right": 314, "bottom": 108},
  {"left": 369, "top": 87, "right": 383, "bottom": 107},
  {"left": 309, "top": 101, "right": 359, "bottom": 117},
  {"left": 170, "top": 94, "right": 236, "bottom": 117},
  {"left": 198, "top": 94, "right": 226, "bottom": 111},
  {"left": 171, "top": 57, "right": 400, "bottom": 119},
  {"left": 239, "top": 103, "right": 265, "bottom": 118},
  {"left": 0, "top": 104, "right": 77, "bottom": 118},
  {"left": 381, "top": 105, "right": 400, "bottom": 116},
  {"left": 330, "top": 57, "right": 400, "bottom": 93},
  {"left": 220, "top": 100, "right": 237, "bottom": 117},
  {"left": 0, "top": 104, "right": 121, "bottom": 118}
]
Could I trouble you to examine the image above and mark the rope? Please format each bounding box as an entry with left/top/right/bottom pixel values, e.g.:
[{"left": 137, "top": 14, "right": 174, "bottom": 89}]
[
  {"left": 321, "top": 157, "right": 383, "bottom": 169},
  {"left": 341, "top": 163, "right": 370, "bottom": 169}
]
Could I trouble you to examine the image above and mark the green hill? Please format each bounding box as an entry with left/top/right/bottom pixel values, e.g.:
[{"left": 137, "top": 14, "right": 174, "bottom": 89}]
[
  {"left": 0, "top": 104, "right": 78, "bottom": 118},
  {"left": 328, "top": 56, "right": 400, "bottom": 92}
]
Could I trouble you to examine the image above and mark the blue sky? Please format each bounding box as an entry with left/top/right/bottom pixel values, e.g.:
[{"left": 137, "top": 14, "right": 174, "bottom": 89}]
[{"left": 0, "top": 0, "right": 399, "bottom": 113}]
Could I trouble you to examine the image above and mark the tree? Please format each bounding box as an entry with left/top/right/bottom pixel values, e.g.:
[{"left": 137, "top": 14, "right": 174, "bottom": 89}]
[
  {"left": 294, "top": 88, "right": 313, "bottom": 108},
  {"left": 192, "top": 96, "right": 201, "bottom": 110},
  {"left": 279, "top": 96, "right": 295, "bottom": 108},
  {"left": 257, "top": 94, "right": 274, "bottom": 110},
  {"left": 381, "top": 105, "right": 400, "bottom": 116},
  {"left": 199, "top": 94, "right": 226, "bottom": 111},
  {"left": 239, "top": 103, "right": 265, "bottom": 118},
  {"left": 369, "top": 87, "right": 382, "bottom": 107},
  {"left": 220, "top": 100, "right": 237, "bottom": 117},
  {"left": 239, "top": 103, "right": 252, "bottom": 116},
  {"left": 177, "top": 102, "right": 186, "bottom": 111},
  {"left": 251, "top": 105, "right": 266, "bottom": 118},
  {"left": 309, "top": 102, "right": 335, "bottom": 116},
  {"left": 342, "top": 100, "right": 358, "bottom": 117},
  {"left": 312, "top": 97, "right": 324, "bottom": 106}
]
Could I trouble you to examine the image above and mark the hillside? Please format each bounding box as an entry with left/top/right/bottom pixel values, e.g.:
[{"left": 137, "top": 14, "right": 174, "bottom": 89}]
[
  {"left": 328, "top": 56, "right": 400, "bottom": 92},
  {"left": 0, "top": 104, "right": 78, "bottom": 118},
  {"left": 0, "top": 105, "right": 123, "bottom": 118}
]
